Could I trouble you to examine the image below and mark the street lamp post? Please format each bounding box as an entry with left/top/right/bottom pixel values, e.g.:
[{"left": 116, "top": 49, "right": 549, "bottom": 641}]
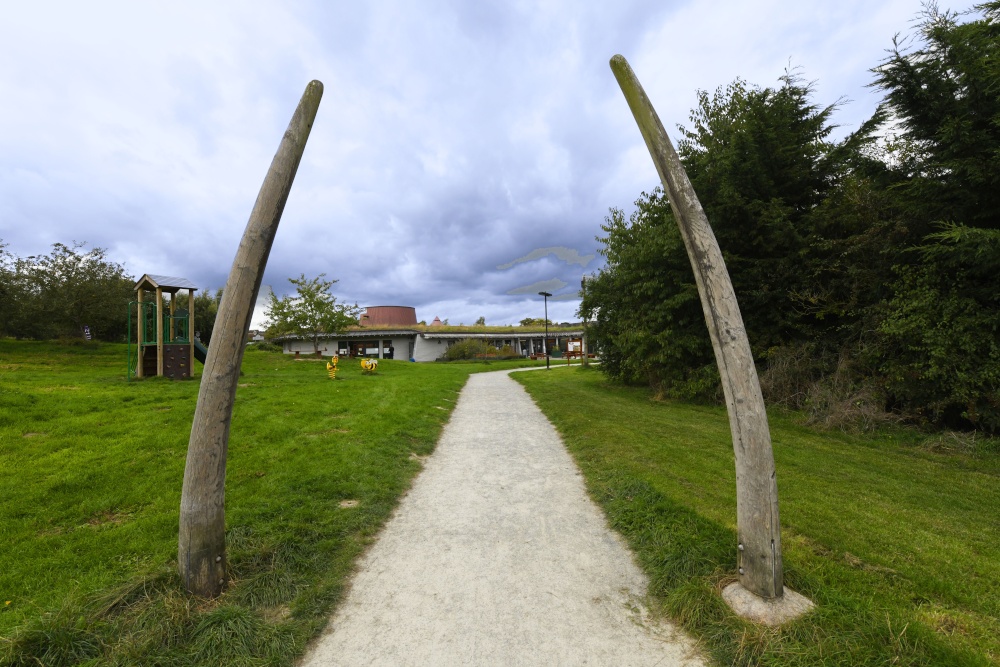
[{"left": 538, "top": 291, "right": 552, "bottom": 370}]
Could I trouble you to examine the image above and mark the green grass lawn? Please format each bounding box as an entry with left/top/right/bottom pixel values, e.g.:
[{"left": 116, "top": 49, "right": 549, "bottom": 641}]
[
  {"left": 0, "top": 340, "right": 539, "bottom": 665},
  {"left": 5, "top": 342, "right": 997, "bottom": 665},
  {"left": 514, "top": 366, "right": 1000, "bottom": 666}
]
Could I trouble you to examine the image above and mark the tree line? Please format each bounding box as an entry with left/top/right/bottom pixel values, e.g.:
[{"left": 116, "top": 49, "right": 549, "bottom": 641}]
[
  {"left": 0, "top": 240, "right": 223, "bottom": 344},
  {"left": 581, "top": 3, "right": 1000, "bottom": 432}
]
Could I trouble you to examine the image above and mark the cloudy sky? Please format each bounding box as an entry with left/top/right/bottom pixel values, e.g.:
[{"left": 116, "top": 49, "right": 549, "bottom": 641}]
[{"left": 0, "top": 0, "right": 977, "bottom": 327}]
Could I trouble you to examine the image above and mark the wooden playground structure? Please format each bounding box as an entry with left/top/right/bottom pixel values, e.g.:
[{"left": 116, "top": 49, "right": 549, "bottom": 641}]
[{"left": 129, "top": 274, "right": 205, "bottom": 379}]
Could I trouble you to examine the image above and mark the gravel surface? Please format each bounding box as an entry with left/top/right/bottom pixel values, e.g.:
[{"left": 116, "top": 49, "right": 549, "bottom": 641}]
[{"left": 299, "top": 369, "right": 707, "bottom": 666}]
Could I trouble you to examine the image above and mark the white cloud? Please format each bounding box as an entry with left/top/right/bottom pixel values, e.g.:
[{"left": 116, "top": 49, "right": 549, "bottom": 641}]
[{"left": 506, "top": 278, "right": 569, "bottom": 296}]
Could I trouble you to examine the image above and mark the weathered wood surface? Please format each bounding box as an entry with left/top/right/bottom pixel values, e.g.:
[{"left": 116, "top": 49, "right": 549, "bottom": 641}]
[
  {"left": 188, "top": 289, "right": 195, "bottom": 373},
  {"left": 609, "top": 55, "right": 784, "bottom": 600},
  {"left": 156, "top": 287, "right": 164, "bottom": 377},
  {"left": 136, "top": 289, "right": 145, "bottom": 378},
  {"left": 178, "top": 80, "right": 323, "bottom": 597}
]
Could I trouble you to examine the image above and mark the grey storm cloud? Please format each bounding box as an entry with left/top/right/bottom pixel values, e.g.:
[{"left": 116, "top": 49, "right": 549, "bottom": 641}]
[
  {"left": 506, "top": 279, "right": 568, "bottom": 296},
  {"left": 496, "top": 247, "right": 596, "bottom": 270},
  {"left": 1, "top": 0, "right": 973, "bottom": 327}
]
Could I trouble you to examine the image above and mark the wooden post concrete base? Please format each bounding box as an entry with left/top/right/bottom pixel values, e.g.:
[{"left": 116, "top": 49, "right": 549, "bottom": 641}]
[{"left": 722, "top": 583, "right": 814, "bottom": 626}]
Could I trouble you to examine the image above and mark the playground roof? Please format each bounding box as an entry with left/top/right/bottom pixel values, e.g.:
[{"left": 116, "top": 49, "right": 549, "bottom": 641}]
[{"left": 134, "top": 274, "right": 198, "bottom": 293}]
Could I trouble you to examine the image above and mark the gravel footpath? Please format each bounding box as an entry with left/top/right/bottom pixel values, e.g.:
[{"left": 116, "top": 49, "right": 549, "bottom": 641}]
[{"left": 299, "top": 369, "right": 707, "bottom": 666}]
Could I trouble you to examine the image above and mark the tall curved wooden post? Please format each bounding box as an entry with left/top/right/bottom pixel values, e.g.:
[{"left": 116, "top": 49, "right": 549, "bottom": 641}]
[
  {"left": 609, "top": 55, "right": 812, "bottom": 623},
  {"left": 178, "top": 80, "right": 323, "bottom": 597}
]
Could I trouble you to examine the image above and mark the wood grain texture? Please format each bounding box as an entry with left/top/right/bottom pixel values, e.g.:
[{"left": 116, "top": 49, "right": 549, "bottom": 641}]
[
  {"left": 156, "top": 287, "right": 163, "bottom": 377},
  {"left": 610, "top": 55, "right": 783, "bottom": 599},
  {"left": 136, "top": 289, "right": 144, "bottom": 378},
  {"left": 188, "top": 289, "right": 195, "bottom": 375},
  {"left": 178, "top": 80, "right": 323, "bottom": 597}
]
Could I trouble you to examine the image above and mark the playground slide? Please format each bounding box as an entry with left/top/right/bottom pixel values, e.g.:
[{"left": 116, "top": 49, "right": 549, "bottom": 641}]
[{"left": 193, "top": 340, "right": 208, "bottom": 364}]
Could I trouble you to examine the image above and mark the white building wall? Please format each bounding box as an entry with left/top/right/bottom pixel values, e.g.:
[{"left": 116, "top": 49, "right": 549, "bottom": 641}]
[
  {"left": 281, "top": 338, "right": 346, "bottom": 356},
  {"left": 383, "top": 336, "right": 412, "bottom": 360},
  {"left": 282, "top": 339, "right": 328, "bottom": 355},
  {"left": 412, "top": 335, "right": 446, "bottom": 362}
]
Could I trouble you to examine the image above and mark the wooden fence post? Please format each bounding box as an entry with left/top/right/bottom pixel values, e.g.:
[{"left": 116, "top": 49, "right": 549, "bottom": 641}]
[
  {"left": 178, "top": 80, "right": 323, "bottom": 597},
  {"left": 609, "top": 55, "right": 812, "bottom": 623}
]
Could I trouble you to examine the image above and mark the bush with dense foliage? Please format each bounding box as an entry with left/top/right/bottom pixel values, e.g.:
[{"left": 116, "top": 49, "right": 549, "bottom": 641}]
[{"left": 437, "top": 339, "right": 522, "bottom": 361}]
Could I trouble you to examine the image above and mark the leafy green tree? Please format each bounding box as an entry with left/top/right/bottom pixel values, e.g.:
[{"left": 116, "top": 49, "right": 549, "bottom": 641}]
[
  {"left": 585, "top": 74, "right": 859, "bottom": 398},
  {"left": 474, "top": 316, "right": 486, "bottom": 326},
  {"left": 191, "top": 288, "right": 223, "bottom": 344},
  {"left": 870, "top": 2, "right": 1000, "bottom": 430},
  {"left": 581, "top": 189, "right": 714, "bottom": 394},
  {"left": 518, "top": 317, "right": 551, "bottom": 327},
  {"left": 1, "top": 241, "right": 133, "bottom": 341},
  {"left": 262, "top": 274, "right": 359, "bottom": 354},
  {"left": 0, "top": 241, "right": 18, "bottom": 336},
  {"left": 677, "top": 75, "right": 848, "bottom": 351},
  {"left": 873, "top": 2, "right": 1000, "bottom": 231}
]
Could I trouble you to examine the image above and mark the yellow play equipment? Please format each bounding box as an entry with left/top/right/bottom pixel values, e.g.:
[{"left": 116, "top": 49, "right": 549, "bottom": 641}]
[
  {"left": 360, "top": 358, "right": 378, "bottom": 373},
  {"left": 326, "top": 355, "right": 339, "bottom": 380}
]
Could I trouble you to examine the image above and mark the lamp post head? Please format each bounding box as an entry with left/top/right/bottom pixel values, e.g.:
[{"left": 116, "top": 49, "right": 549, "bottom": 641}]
[{"left": 538, "top": 291, "right": 552, "bottom": 298}]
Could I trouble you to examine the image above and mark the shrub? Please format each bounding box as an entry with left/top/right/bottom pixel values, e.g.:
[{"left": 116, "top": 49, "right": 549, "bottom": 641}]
[{"left": 438, "top": 339, "right": 492, "bottom": 361}]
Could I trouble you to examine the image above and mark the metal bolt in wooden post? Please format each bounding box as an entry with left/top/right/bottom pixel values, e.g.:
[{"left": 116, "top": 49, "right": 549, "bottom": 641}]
[
  {"left": 609, "top": 55, "right": 794, "bottom": 606},
  {"left": 178, "top": 80, "right": 323, "bottom": 597}
]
